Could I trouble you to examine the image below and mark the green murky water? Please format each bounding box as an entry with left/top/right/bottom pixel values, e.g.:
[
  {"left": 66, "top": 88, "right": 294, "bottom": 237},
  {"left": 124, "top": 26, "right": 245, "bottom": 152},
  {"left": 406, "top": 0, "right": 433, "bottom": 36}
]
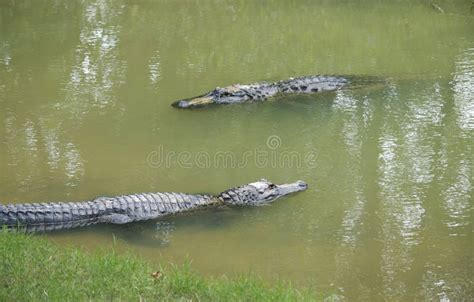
[{"left": 1, "top": 0, "right": 473, "bottom": 300}]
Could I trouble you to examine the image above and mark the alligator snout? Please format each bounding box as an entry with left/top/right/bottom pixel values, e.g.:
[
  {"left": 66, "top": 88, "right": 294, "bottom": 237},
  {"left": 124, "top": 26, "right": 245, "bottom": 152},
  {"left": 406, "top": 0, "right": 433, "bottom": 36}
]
[
  {"left": 291, "top": 180, "right": 308, "bottom": 192},
  {"left": 276, "top": 180, "right": 308, "bottom": 197},
  {"left": 172, "top": 96, "right": 215, "bottom": 109},
  {"left": 296, "top": 180, "right": 308, "bottom": 190},
  {"left": 172, "top": 100, "right": 190, "bottom": 108}
]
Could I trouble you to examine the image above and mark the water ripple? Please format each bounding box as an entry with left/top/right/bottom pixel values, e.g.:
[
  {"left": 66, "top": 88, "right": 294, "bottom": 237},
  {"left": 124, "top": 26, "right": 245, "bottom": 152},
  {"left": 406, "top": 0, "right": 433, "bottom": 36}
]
[{"left": 452, "top": 47, "right": 474, "bottom": 133}]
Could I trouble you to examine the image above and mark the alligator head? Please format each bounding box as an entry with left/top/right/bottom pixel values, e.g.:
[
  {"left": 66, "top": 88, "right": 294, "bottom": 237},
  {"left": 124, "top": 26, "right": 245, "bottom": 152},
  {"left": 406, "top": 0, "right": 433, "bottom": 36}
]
[
  {"left": 172, "top": 85, "right": 254, "bottom": 109},
  {"left": 218, "top": 179, "right": 308, "bottom": 206}
]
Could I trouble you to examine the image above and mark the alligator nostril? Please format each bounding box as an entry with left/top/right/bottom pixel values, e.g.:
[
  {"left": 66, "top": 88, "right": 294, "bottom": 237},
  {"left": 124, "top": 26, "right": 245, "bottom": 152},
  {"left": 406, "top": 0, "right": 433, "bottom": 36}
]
[
  {"left": 172, "top": 100, "right": 188, "bottom": 108},
  {"left": 297, "top": 181, "right": 308, "bottom": 188}
]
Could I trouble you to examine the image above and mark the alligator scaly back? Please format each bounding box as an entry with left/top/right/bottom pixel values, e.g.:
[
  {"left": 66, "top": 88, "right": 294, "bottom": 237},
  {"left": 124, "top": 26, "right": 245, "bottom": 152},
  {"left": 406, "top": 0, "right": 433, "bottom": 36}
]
[{"left": 0, "top": 193, "right": 217, "bottom": 232}]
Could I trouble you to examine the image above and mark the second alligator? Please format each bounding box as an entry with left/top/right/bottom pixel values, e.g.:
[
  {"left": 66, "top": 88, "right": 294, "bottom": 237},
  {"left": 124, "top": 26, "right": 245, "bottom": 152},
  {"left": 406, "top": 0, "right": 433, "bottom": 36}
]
[{"left": 172, "top": 75, "right": 356, "bottom": 108}]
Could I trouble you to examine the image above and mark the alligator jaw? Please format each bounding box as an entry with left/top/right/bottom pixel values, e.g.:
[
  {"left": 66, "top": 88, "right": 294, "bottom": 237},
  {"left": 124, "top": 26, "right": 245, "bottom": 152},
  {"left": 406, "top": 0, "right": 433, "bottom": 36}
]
[{"left": 172, "top": 96, "right": 214, "bottom": 108}]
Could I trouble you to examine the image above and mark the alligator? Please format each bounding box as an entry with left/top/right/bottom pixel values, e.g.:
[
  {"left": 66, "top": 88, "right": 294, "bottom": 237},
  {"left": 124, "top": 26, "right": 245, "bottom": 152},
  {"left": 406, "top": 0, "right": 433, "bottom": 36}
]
[
  {"left": 172, "top": 75, "right": 375, "bottom": 108},
  {"left": 0, "top": 179, "right": 307, "bottom": 232}
]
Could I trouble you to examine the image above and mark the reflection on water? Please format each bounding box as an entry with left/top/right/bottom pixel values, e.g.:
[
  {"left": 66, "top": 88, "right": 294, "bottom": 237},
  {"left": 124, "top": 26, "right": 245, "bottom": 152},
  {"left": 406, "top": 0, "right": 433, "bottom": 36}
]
[
  {"left": 378, "top": 106, "right": 426, "bottom": 299},
  {"left": 452, "top": 47, "right": 474, "bottom": 133},
  {"left": 332, "top": 91, "right": 367, "bottom": 247},
  {"left": 63, "top": 142, "right": 85, "bottom": 187},
  {"left": 443, "top": 160, "right": 471, "bottom": 230},
  {"left": 148, "top": 50, "right": 161, "bottom": 86},
  {"left": 0, "top": 1, "right": 473, "bottom": 300},
  {"left": 66, "top": 0, "right": 126, "bottom": 112},
  {"left": 332, "top": 90, "right": 374, "bottom": 299},
  {"left": 442, "top": 46, "right": 473, "bottom": 234},
  {"left": 40, "top": 123, "right": 61, "bottom": 171},
  {"left": 0, "top": 0, "right": 128, "bottom": 193},
  {"left": 0, "top": 42, "right": 12, "bottom": 75},
  {"left": 436, "top": 48, "right": 473, "bottom": 240}
]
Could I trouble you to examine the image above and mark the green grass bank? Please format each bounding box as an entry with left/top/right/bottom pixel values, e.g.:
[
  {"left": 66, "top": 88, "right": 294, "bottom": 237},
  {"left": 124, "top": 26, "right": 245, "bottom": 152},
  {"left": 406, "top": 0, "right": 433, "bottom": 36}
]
[{"left": 0, "top": 231, "right": 319, "bottom": 301}]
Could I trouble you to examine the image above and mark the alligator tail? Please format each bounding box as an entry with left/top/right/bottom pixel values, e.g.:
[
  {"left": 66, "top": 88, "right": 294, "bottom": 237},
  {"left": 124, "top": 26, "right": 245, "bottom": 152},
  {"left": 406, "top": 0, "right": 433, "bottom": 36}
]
[{"left": 0, "top": 201, "right": 107, "bottom": 232}]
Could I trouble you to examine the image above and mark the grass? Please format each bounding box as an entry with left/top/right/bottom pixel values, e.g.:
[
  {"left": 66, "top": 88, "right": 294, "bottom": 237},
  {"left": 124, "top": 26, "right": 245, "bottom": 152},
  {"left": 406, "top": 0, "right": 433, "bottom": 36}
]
[{"left": 0, "top": 231, "right": 319, "bottom": 301}]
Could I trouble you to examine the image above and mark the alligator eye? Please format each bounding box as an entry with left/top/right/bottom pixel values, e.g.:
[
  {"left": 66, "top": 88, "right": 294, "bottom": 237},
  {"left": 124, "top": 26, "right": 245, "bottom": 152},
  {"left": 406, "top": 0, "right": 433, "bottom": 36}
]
[{"left": 268, "top": 184, "right": 276, "bottom": 189}]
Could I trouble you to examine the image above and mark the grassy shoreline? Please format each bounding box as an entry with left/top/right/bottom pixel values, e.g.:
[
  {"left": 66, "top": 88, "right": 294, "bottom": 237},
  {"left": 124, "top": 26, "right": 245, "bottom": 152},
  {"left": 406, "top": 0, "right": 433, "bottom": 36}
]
[{"left": 0, "top": 231, "right": 319, "bottom": 301}]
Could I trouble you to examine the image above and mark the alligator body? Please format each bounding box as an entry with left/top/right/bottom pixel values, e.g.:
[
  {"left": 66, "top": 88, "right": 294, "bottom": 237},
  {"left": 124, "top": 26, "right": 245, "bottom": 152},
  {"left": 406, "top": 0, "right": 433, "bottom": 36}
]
[
  {"left": 172, "top": 75, "right": 351, "bottom": 108},
  {"left": 0, "top": 179, "right": 307, "bottom": 232}
]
